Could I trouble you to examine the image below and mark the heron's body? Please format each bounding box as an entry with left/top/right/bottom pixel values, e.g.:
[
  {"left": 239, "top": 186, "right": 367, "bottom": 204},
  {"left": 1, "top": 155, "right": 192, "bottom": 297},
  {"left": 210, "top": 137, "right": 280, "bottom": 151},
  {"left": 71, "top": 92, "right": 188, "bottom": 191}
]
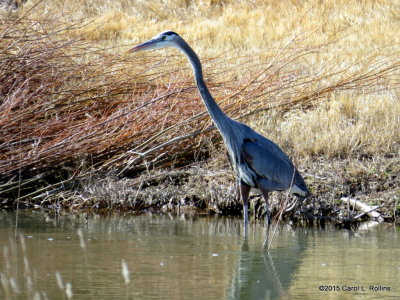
[{"left": 129, "top": 31, "right": 310, "bottom": 224}]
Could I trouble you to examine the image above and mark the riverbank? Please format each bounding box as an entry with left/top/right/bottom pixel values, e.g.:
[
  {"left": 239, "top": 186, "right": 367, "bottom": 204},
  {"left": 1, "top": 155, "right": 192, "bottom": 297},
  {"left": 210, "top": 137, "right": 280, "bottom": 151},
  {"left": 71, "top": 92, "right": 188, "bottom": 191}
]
[{"left": 2, "top": 151, "right": 398, "bottom": 226}]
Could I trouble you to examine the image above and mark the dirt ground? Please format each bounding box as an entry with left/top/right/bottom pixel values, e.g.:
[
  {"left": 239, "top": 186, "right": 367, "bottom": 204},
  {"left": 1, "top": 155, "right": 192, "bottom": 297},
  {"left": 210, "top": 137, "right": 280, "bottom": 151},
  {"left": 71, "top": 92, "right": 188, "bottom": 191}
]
[{"left": 44, "top": 150, "right": 398, "bottom": 227}]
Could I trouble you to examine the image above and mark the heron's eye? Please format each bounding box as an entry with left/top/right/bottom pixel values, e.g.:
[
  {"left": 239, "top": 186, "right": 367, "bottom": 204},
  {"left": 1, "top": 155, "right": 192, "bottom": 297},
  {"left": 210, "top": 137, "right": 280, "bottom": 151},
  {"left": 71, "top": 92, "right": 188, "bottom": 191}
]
[{"left": 161, "top": 36, "right": 166, "bottom": 41}]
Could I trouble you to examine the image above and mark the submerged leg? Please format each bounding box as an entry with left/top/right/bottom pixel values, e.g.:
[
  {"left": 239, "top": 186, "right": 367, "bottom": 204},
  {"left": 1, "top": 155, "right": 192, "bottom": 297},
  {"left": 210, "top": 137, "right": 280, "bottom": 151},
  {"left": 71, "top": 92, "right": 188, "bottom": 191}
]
[
  {"left": 259, "top": 186, "right": 271, "bottom": 228},
  {"left": 240, "top": 183, "right": 251, "bottom": 225}
]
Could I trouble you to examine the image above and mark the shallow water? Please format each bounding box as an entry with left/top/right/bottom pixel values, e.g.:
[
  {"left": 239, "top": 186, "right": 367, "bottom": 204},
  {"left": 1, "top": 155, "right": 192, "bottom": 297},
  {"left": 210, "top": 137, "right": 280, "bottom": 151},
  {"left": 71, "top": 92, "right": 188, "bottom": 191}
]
[{"left": 0, "top": 211, "right": 399, "bottom": 300}]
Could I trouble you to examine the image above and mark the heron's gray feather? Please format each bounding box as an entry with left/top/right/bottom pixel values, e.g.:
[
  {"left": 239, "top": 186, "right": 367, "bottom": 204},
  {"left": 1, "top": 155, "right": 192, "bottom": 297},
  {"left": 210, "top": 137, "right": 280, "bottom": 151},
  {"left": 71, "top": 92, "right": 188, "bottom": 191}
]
[
  {"left": 240, "top": 133, "right": 308, "bottom": 195},
  {"left": 241, "top": 138, "right": 294, "bottom": 186}
]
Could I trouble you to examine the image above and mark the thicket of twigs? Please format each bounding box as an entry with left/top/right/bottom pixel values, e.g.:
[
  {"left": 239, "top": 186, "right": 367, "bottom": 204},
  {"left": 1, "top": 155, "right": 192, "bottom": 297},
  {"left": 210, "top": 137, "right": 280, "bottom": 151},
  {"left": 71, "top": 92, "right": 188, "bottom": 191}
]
[{"left": 1, "top": 13, "right": 399, "bottom": 207}]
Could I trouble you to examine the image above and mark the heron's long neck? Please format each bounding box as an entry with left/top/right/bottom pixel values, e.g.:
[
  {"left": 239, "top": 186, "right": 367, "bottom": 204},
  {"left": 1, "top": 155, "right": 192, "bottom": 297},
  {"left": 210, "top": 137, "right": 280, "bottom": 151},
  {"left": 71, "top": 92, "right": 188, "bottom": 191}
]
[{"left": 178, "top": 40, "right": 231, "bottom": 132}]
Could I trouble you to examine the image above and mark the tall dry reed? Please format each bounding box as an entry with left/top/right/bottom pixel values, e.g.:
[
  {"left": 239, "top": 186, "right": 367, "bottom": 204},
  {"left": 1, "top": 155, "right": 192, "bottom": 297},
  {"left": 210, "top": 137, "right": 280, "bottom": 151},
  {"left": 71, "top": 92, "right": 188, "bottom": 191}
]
[{"left": 0, "top": 3, "right": 399, "bottom": 204}]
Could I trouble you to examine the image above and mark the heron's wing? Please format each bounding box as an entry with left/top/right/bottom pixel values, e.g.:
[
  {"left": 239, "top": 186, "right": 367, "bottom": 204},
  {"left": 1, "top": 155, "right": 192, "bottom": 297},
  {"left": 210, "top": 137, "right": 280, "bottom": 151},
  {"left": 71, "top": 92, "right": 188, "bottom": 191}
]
[{"left": 241, "top": 138, "right": 297, "bottom": 188}]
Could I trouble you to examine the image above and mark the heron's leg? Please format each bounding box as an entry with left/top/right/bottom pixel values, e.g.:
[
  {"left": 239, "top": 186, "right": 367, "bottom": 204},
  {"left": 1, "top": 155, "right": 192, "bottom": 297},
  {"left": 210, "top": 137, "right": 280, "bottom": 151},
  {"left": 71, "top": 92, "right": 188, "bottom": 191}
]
[
  {"left": 240, "top": 183, "right": 251, "bottom": 225},
  {"left": 259, "top": 186, "right": 271, "bottom": 228}
]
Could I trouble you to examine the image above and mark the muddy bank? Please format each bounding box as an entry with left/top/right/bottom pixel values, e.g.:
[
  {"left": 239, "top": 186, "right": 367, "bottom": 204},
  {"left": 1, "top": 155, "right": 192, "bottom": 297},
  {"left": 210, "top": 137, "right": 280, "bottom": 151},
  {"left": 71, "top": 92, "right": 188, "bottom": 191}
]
[{"left": 2, "top": 153, "right": 398, "bottom": 227}]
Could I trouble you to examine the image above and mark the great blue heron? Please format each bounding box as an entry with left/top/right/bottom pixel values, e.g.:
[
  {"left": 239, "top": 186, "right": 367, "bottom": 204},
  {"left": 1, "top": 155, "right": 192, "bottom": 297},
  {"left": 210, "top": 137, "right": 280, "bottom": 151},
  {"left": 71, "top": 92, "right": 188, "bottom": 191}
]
[{"left": 129, "top": 31, "right": 310, "bottom": 224}]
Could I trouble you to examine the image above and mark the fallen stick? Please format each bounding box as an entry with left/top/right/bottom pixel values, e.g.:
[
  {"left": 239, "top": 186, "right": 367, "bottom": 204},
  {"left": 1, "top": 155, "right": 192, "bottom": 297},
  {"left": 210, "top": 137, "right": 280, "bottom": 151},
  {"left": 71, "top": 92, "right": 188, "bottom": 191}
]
[{"left": 341, "top": 197, "right": 384, "bottom": 223}]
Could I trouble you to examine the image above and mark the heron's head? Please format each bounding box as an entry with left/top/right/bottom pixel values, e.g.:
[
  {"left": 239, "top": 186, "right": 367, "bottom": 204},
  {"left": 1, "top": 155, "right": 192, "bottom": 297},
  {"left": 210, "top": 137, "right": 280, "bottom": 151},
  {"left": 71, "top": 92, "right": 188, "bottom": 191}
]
[{"left": 128, "top": 31, "right": 181, "bottom": 53}]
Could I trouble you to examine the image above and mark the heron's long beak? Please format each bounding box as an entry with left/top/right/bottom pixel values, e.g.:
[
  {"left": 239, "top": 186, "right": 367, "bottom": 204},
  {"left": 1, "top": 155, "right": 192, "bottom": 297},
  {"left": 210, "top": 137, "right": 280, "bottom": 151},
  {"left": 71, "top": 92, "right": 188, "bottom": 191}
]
[{"left": 127, "top": 39, "right": 157, "bottom": 53}]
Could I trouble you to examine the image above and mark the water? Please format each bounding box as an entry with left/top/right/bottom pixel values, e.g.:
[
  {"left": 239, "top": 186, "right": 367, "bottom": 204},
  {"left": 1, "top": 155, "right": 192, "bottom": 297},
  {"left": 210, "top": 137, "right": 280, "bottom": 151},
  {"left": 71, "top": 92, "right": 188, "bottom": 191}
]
[{"left": 0, "top": 210, "right": 399, "bottom": 300}]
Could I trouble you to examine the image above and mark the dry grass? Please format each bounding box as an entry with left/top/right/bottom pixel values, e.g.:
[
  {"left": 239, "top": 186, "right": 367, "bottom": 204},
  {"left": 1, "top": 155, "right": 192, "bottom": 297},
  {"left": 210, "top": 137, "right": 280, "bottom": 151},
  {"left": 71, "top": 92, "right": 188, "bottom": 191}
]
[
  {"left": 0, "top": 0, "right": 399, "bottom": 211},
  {"left": 255, "top": 93, "right": 400, "bottom": 158}
]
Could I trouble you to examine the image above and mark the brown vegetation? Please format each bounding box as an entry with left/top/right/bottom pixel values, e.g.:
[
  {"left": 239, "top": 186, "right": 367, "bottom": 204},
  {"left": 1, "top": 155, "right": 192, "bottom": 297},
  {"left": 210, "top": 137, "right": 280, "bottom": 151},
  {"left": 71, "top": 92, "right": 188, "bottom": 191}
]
[{"left": 0, "top": 0, "right": 399, "bottom": 222}]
